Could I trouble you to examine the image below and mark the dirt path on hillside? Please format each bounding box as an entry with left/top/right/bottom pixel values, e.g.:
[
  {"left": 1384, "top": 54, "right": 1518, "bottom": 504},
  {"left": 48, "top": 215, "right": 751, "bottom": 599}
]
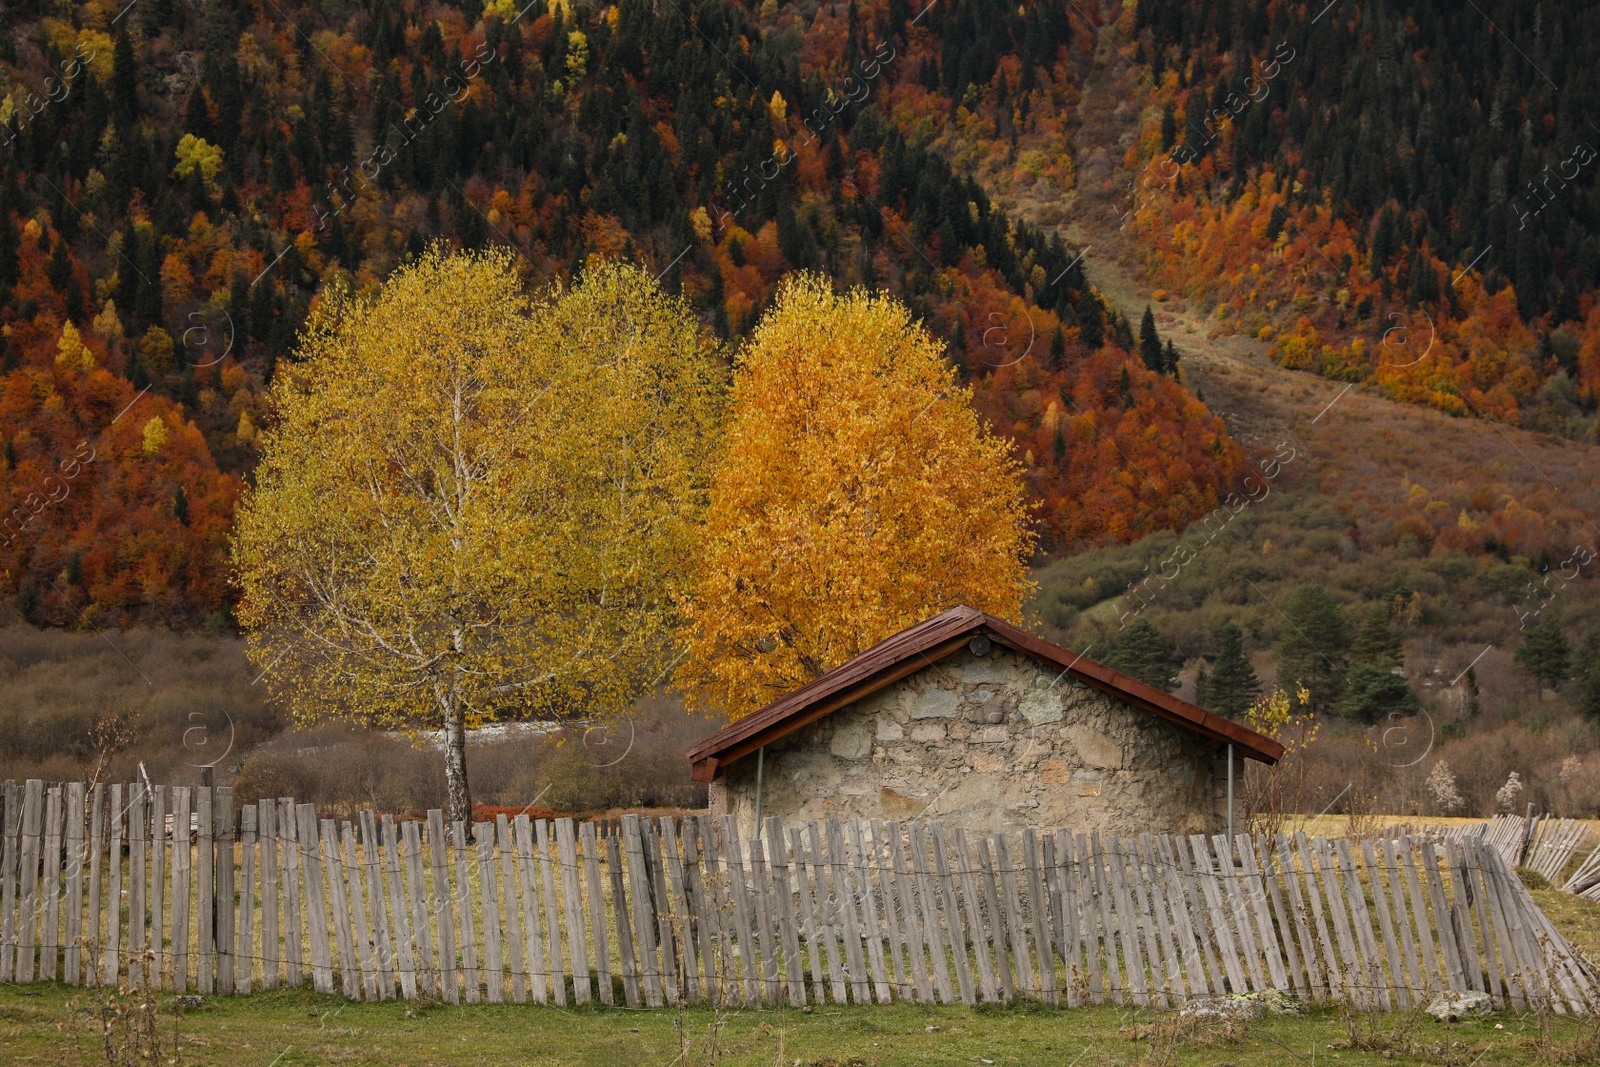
[{"left": 977, "top": 7, "right": 1600, "bottom": 522}]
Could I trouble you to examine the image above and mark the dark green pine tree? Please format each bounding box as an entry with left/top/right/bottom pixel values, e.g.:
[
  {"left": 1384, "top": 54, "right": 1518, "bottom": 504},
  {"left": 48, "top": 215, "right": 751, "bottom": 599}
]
[
  {"left": 1076, "top": 288, "right": 1103, "bottom": 350},
  {"left": 1274, "top": 585, "right": 1351, "bottom": 713},
  {"left": 1111, "top": 311, "right": 1135, "bottom": 351},
  {"left": 111, "top": 26, "right": 137, "bottom": 130},
  {"left": 1515, "top": 614, "right": 1571, "bottom": 690},
  {"left": 1204, "top": 622, "right": 1260, "bottom": 718},
  {"left": 1162, "top": 339, "right": 1179, "bottom": 376},
  {"left": 1103, "top": 618, "right": 1179, "bottom": 693},
  {"left": 1464, "top": 666, "right": 1482, "bottom": 719},
  {"left": 1578, "top": 626, "right": 1600, "bottom": 721},
  {"left": 1139, "top": 304, "right": 1164, "bottom": 372},
  {"left": 1335, "top": 606, "right": 1420, "bottom": 724}
]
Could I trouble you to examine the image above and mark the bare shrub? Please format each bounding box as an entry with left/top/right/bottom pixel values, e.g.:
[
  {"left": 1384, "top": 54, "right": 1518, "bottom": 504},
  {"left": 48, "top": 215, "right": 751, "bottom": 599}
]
[
  {"left": 230, "top": 693, "right": 721, "bottom": 815},
  {"left": 0, "top": 624, "right": 282, "bottom": 785}
]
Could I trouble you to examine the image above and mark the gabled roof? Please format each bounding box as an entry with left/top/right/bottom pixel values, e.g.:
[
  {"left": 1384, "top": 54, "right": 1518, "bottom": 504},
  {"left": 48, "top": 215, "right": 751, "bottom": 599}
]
[{"left": 688, "top": 605, "right": 1284, "bottom": 781}]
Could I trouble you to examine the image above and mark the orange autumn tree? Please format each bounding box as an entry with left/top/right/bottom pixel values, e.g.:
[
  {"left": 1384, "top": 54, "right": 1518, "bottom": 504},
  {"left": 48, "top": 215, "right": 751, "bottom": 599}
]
[{"left": 676, "top": 275, "right": 1037, "bottom": 721}]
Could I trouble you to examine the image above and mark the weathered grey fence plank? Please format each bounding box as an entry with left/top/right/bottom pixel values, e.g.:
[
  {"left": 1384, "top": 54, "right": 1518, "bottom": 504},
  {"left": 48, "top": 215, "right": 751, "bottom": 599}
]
[
  {"left": 1088, "top": 833, "right": 1122, "bottom": 1001},
  {"left": 194, "top": 788, "right": 214, "bottom": 992},
  {"left": 1394, "top": 837, "right": 1438, "bottom": 997},
  {"left": 954, "top": 827, "right": 999, "bottom": 1004},
  {"left": 581, "top": 820, "right": 610, "bottom": 1005},
  {"left": 171, "top": 789, "right": 191, "bottom": 992},
  {"left": 99, "top": 784, "right": 119, "bottom": 987},
  {"left": 870, "top": 821, "right": 909, "bottom": 1001},
  {"left": 359, "top": 811, "right": 391, "bottom": 1000},
  {"left": 1211, "top": 834, "right": 1263, "bottom": 993},
  {"left": 1254, "top": 835, "right": 1304, "bottom": 998},
  {"left": 1154, "top": 834, "right": 1206, "bottom": 999},
  {"left": 747, "top": 832, "right": 779, "bottom": 1004},
  {"left": 426, "top": 810, "right": 458, "bottom": 1004},
  {"left": 1134, "top": 835, "right": 1179, "bottom": 1004},
  {"left": 1056, "top": 830, "right": 1086, "bottom": 1006},
  {"left": 0, "top": 780, "right": 18, "bottom": 984},
  {"left": 849, "top": 819, "right": 891, "bottom": 1004},
  {"left": 1236, "top": 835, "right": 1289, "bottom": 993},
  {"left": 297, "top": 804, "right": 334, "bottom": 995},
  {"left": 476, "top": 822, "right": 502, "bottom": 1003},
  {"left": 1419, "top": 835, "right": 1467, "bottom": 994},
  {"left": 930, "top": 824, "right": 975, "bottom": 1006},
  {"left": 40, "top": 786, "right": 64, "bottom": 984},
  {"left": 279, "top": 798, "right": 302, "bottom": 989},
  {"left": 604, "top": 829, "right": 640, "bottom": 1007},
  {"left": 260, "top": 801, "right": 279, "bottom": 993},
  {"left": 451, "top": 821, "right": 479, "bottom": 1004},
  {"left": 683, "top": 819, "right": 718, "bottom": 1004},
  {"left": 320, "top": 825, "right": 358, "bottom": 1004},
  {"left": 149, "top": 785, "right": 167, "bottom": 988},
  {"left": 1361, "top": 838, "right": 1409, "bottom": 1010},
  {"left": 1443, "top": 841, "right": 1485, "bottom": 995},
  {"left": 513, "top": 815, "right": 547, "bottom": 1004},
  {"left": 215, "top": 788, "right": 236, "bottom": 996},
  {"left": 828, "top": 818, "right": 872, "bottom": 1004},
  {"left": 343, "top": 822, "right": 376, "bottom": 1001},
  {"left": 645, "top": 821, "right": 680, "bottom": 1002},
  {"left": 722, "top": 815, "right": 761, "bottom": 1005},
  {"left": 381, "top": 814, "right": 417, "bottom": 1000},
  {"left": 556, "top": 819, "right": 591, "bottom": 1004},
  {"left": 1107, "top": 835, "right": 1147, "bottom": 1004},
  {"left": 766, "top": 818, "right": 806, "bottom": 1006},
  {"left": 63, "top": 783, "right": 85, "bottom": 986},
  {"left": 910, "top": 823, "right": 955, "bottom": 1004},
  {"left": 238, "top": 806, "right": 257, "bottom": 995},
  {"left": 621, "top": 815, "right": 662, "bottom": 1007},
  {"left": 499, "top": 816, "right": 526, "bottom": 1004},
  {"left": 790, "top": 824, "right": 828, "bottom": 1004},
  {"left": 535, "top": 819, "right": 567, "bottom": 1006}
]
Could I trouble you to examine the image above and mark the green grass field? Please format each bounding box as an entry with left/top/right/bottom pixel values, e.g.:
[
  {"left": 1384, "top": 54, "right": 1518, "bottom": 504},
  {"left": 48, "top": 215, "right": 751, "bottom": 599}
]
[
  {"left": 3, "top": 982, "right": 1597, "bottom": 1067},
  {"left": 4, "top": 886, "right": 1597, "bottom": 1067}
]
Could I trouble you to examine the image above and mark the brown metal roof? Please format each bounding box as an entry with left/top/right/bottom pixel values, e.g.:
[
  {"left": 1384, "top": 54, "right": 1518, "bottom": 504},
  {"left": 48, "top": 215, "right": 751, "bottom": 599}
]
[{"left": 687, "top": 605, "right": 1284, "bottom": 781}]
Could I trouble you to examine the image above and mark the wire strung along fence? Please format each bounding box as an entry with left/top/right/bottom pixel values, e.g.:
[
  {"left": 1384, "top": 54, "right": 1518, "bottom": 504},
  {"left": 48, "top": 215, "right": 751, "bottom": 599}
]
[{"left": 0, "top": 778, "right": 1595, "bottom": 1014}]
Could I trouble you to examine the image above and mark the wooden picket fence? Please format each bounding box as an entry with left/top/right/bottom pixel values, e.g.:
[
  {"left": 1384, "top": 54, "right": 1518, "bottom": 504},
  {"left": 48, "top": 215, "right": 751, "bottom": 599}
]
[
  {"left": 1449, "top": 813, "right": 1600, "bottom": 898},
  {"left": 1, "top": 779, "right": 1596, "bottom": 1014}
]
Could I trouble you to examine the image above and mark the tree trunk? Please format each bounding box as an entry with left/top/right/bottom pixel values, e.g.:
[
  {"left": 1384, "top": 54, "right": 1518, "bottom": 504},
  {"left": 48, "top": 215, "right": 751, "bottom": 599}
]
[{"left": 442, "top": 696, "right": 474, "bottom": 839}]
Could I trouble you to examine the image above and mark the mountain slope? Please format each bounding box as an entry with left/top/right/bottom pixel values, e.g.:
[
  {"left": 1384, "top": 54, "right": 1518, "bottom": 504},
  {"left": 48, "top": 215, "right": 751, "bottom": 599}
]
[{"left": 0, "top": 0, "right": 1257, "bottom": 626}]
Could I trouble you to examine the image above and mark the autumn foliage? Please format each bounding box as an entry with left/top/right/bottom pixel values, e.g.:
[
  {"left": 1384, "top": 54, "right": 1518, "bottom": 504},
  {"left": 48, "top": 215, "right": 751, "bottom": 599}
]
[
  {"left": 234, "top": 250, "right": 723, "bottom": 822},
  {"left": 676, "top": 276, "right": 1035, "bottom": 720}
]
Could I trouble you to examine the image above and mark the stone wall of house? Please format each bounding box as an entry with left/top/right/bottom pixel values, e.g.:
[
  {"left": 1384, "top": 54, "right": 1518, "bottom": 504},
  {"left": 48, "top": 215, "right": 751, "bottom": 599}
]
[{"left": 712, "top": 645, "right": 1232, "bottom": 839}]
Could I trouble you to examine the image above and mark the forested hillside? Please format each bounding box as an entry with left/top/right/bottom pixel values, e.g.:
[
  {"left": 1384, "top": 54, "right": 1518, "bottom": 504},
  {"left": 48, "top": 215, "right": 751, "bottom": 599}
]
[
  {"left": 0, "top": 0, "right": 1260, "bottom": 628},
  {"left": 1125, "top": 0, "right": 1600, "bottom": 439}
]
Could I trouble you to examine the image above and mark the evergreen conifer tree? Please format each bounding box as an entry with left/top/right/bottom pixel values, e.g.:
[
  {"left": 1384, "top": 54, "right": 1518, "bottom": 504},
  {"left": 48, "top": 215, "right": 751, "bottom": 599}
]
[
  {"left": 1139, "top": 304, "right": 1164, "bottom": 372},
  {"left": 1104, "top": 618, "right": 1179, "bottom": 692},
  {"left": 1204, "top": 622, "right": 1260, "bottom": 717},
  {"left": 1578, "top": 626, "right": 1600, "bottom": 721},
  {"left": 1335, "top": 605, "right": 1420, "bottom": 723},
  {"left": 1274, "top": 585, "right": 1350, "bottom": 712},
  {"left": 1515, "top": 614, "right": 1571, "bottom": 689},
  {"left": 1077, "top": 288, "right": 1103, "bottom": 350}
]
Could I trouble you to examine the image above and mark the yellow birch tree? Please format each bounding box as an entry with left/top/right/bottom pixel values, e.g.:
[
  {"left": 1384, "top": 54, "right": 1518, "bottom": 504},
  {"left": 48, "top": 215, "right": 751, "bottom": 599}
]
[
  {"left": 233, "top": 249, "right": 723, "bottom": 825},
  {"left": 676, "top": 274, "right": 1036, "bottom": 721}
]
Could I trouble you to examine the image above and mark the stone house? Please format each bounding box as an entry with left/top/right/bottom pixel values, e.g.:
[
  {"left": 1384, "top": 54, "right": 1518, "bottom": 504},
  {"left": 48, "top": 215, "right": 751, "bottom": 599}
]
[{"left": 689, "top": 606, "right": 1283, "bottom": 839}]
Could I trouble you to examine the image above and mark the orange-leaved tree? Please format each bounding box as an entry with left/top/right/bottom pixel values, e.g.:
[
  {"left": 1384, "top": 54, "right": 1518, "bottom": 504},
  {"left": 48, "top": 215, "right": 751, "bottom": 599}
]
[{"left": 676, "top": 274, "right": 1037, "bottom": 721}]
